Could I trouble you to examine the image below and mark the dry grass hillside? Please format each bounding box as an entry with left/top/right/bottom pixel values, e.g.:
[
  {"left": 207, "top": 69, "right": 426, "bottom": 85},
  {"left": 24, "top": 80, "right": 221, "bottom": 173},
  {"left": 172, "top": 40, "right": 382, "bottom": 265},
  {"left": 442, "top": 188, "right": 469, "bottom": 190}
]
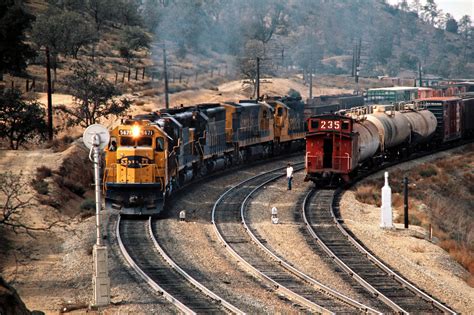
[{"left": 353, "top": 144, "right": 474, "bottom": 287}]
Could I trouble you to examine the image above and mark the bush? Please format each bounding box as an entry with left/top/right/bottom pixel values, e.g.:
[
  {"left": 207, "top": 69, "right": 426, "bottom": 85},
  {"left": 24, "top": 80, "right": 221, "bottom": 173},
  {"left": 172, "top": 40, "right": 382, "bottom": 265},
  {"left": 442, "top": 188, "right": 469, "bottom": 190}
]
[
  {"left": 32, "top": 179, "right": 48, "bottom": 195},
  {"left": 80, "top": 198, "right": 95, "bottom": 210},
  {"left": 36, "top": 166, "right": 52, "bottom": 180},
  {"left": 418, "top": 166, "right": 437, "bottom": 178},
  {"left": 63, "top": 178, "right": 86, "bottom": 197},
  {"left": 354, "top": 184, "right": 381, "bottom": 206},
  {"left": 50, "top": 135, "right": 75, "bottom": 152}
]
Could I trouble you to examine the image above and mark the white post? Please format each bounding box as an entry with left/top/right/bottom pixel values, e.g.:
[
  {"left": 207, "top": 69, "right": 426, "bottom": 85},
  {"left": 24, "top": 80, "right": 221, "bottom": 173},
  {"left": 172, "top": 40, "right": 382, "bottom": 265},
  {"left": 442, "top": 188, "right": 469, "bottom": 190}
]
[
  {"left": 380, "top": 171, "right": 393, "bottom": 228},
  {"left": 271, "top": 207, "right": 279, "bottom": 224},
  {"left": 91, "top": 134, "right": 110, "bottom": 306}
]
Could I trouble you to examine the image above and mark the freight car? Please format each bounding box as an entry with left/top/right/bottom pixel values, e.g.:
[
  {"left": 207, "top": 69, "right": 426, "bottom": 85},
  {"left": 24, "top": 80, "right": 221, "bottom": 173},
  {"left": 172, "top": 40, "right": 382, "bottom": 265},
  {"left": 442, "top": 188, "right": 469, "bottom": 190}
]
[
  {"left": 415, "top": 97, "right": 462, "bottom": 142},
  {"left": 305, "top": 104, "right": 438, "bottom": 184},
  {"left": 104, "top": 96, "right": 310, "bottom": 215},
  {"left": 304, "top": 94, "right": 365, "bottom": 118}
]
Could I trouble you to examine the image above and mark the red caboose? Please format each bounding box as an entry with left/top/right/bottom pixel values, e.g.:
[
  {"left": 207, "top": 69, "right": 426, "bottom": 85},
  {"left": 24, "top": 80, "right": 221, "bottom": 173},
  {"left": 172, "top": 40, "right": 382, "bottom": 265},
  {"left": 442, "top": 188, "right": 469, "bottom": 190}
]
[{"left": 305, "top": 114, "right": 379, "bottom": 184}]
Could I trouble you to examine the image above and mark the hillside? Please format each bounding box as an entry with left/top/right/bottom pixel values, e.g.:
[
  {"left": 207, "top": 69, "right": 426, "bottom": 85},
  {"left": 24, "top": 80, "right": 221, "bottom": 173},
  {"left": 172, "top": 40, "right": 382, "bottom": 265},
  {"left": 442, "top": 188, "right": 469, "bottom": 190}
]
[{"left": 2, "top": 0, "right": 472, "bottom": 100}]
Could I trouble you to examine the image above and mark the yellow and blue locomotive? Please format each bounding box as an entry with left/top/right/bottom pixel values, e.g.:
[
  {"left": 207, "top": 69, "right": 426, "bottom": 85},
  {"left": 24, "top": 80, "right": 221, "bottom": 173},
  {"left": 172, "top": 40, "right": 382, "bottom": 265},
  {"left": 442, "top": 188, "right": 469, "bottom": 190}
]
[{"left": 103, "top": 96, "right": 317, "bottom": 215}]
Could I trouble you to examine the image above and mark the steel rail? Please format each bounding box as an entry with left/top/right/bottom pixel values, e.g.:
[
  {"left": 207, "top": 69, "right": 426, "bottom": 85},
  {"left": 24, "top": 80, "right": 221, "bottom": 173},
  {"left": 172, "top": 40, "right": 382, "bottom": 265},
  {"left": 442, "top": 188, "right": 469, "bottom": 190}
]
[
  {"left": 301, "top": 189, "right": 407, "bottom": 314},
  {"left": 211, "top": 162, "right": 336, "bottom": 314},
  {"left": 240, "top": 171, "right": 382, "bottom": 314},
  {"left": 147, "top": 217, "right": 245, "bottom": 315},
  {"left": 329, "top": 189, "right": 456, "bottom": 314},
  {"left": 116, "top": 215, "right": 196, "bottom": 314},
  {"left": 303, "top": 188, "right": 457, "bottom": 314}
]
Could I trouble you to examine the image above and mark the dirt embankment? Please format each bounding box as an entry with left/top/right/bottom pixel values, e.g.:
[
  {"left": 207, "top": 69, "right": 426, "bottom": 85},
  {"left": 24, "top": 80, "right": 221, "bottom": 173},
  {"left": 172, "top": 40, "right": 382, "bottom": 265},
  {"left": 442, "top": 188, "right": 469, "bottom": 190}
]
[{"left": 342, "top": 145, "right": 474, "bottom": 313}]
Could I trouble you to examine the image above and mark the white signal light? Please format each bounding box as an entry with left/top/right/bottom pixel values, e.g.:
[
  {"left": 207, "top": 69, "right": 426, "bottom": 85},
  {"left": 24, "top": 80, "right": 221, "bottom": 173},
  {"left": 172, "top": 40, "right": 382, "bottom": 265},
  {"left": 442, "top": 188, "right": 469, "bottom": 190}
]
[{"left": 131, "top": 125, "right": 141, "bottom": 138}]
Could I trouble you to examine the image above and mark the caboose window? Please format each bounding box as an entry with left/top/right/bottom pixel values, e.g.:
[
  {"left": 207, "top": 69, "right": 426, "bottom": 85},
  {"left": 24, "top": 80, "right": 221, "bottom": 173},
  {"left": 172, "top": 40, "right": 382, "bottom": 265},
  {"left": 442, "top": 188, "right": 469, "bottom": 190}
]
[
  {"left": 137, "top": 137, "right": 152, "bottom": 146},
  {"left": 342, "top": 122, "right": 349, "bottom": 130},
  {"left": 277, "top": 108, "right": 283, "bottom": 116},
  {"left": 311, "top": 120, "right": 319, "bottom": 129},
  {"left": 120, "top": 137, "right": 134, "bottom": 146}
]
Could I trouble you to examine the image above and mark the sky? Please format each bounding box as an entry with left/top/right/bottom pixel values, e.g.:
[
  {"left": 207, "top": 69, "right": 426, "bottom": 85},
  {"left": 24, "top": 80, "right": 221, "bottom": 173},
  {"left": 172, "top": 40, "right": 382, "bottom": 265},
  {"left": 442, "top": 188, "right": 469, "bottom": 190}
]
[{"left": 387, "top": 0, "right": 473, "bottom": 20}]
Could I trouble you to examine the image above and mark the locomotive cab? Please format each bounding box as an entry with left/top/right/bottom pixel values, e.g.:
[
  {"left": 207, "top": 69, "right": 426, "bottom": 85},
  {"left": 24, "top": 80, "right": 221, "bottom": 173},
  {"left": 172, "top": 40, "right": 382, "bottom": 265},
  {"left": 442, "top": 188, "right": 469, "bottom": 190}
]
[{"left": 104, "top": 120, "right": 170, "bottom": 215}]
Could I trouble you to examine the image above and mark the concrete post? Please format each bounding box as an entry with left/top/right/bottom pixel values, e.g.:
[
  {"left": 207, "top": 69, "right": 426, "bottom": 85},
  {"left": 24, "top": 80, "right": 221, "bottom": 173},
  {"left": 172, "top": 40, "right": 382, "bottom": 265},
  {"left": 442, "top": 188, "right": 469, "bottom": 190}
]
[
  {"left": 92, "top": 134, "right": 110, "bottom": 306},
  {"left": 271, "top": 207, "right": 279, "bottom": 224},
  {"left": 380, "top": 172, "right": 393, "bottom": 228}
]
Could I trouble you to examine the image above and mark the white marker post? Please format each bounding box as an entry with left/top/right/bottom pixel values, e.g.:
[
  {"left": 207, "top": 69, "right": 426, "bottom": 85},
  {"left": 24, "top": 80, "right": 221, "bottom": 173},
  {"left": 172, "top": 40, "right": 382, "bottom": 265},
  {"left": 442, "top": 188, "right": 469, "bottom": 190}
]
[
  {"left": 380, "top": 172, "right": 393, "bottom": 228},
  {"left": 83, "top": 124, "right": 110, "bottom": 307},
  {"left": 271, "top": 207, "right": 279, "bottom": 224}
]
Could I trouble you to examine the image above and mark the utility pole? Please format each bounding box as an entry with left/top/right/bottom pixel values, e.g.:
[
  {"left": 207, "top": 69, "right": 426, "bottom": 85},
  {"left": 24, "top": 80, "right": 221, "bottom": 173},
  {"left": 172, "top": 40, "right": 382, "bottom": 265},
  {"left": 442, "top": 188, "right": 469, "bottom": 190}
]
[
  {"left": 355, "top": 39, "right": 361, "bottom": 94},
  {"left": 256, "top": 57, "right": 260, "bottom": 100},
  {"left": 351, "top": 43, "right": 356, "bottom": 77},
  {"left": 418, "top": 63, "right": 423, "bottom": 87},
  {"left": 45, "top": 47, "right": 53, "bottom": 140},
  {"left": 163, "top": 45, "right": 169, "bottom": 109},
  {"left": 403, "top": 177, "right": 409, "bottom": 229},
  {"left": 309, "top": 53, "right": 313, "bottom": 100}
]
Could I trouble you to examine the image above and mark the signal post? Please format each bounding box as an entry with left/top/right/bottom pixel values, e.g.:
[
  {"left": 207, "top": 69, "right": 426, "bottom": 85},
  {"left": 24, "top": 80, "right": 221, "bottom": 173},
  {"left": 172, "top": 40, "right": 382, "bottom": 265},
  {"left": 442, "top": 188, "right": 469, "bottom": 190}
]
[{"left": 83, "top": 124, "right": 111, "bottom": 307}]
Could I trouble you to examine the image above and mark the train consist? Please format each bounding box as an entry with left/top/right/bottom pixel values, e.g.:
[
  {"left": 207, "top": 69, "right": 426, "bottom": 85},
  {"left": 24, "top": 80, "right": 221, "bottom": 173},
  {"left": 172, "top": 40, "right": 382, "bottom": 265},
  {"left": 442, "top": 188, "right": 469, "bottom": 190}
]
[
  {"left": 305, "top": 95, "right": 474, "bottom": 185},
  {"left": 104, "top": 96, "right": 313, "bottom": 215}
]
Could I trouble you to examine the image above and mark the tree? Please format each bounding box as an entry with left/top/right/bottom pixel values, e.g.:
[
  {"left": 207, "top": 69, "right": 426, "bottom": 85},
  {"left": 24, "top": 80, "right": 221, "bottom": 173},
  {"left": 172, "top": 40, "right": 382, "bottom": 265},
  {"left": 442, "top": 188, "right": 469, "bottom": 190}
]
[
  {"left": 421, "top": 0, "right": 440, "bottom": 26},
  {"left": 0, "top": 172, "right": 58, "bottom": 236},
  {"left": 0, "top": 1, "right": 36, "bottom": 81},
  {"left": 237, "top": 40, "right": 265, "bottom": 98},
  {"left": 409, "top": 0, "right": 422, "bottom": 15},
  {"left": 398, "top": 0, "right": 409, "bottom": 12},
  {"left": 458, "top": 15, "right": 472, "bottom": 60},
  {"left": 32, "top": 9, "right": 98, "bottom": 59},
  {"left": 118, "top": 26, "right": 152, "bottom": 67},
  {"left": 0, "top": 89, "right": 48, "bottom": 150},
  {"left": 243, "top": 0, "right": 287, "bottom": 54},
  {"left": 445, "top": 14, "right": 458, "bottom": 33},
  {"left": 57, "top": 63, "right": 131, "bottom": 128}
]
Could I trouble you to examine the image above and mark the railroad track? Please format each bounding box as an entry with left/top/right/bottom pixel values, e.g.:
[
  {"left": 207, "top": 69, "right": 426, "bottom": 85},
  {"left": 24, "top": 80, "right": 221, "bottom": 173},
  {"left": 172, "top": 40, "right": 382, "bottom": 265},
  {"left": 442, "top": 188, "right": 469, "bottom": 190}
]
[
  {"left": 302, "top": 188, "right": 456, "bottom": 314},
  {"left": 212, "top": 162, "right": 380, "bottom": 314},
  {"left": 117, "top": 216, "right": 244, "bottom": 314}
]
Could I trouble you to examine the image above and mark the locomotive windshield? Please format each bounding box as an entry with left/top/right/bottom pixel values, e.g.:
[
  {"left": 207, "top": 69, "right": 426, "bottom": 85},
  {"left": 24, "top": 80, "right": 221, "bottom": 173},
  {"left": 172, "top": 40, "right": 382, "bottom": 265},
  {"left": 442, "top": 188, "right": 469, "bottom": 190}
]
[{"left": 120, "top": 136, "right": 152, "bottom": 146}]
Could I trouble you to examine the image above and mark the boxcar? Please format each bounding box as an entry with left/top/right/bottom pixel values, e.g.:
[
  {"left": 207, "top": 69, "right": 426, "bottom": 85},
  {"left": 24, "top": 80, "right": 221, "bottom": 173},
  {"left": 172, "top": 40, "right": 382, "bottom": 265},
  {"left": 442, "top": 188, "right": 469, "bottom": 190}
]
[{"left": 416, "top": 97, "right": 462, "bottom": 142}]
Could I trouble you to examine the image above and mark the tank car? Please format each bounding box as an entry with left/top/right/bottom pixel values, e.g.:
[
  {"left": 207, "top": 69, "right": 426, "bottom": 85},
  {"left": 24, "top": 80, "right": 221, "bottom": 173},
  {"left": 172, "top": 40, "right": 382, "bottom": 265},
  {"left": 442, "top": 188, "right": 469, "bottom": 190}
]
[{"left": 305, "top": 104, "right": 438, "bottom": 184}]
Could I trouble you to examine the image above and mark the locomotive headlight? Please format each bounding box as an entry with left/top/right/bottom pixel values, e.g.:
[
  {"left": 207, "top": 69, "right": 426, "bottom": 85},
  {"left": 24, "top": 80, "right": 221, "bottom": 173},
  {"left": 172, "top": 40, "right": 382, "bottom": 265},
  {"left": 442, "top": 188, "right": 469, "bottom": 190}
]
[{"left": 131, "top": 125, "right": 141, "bottom": 138}]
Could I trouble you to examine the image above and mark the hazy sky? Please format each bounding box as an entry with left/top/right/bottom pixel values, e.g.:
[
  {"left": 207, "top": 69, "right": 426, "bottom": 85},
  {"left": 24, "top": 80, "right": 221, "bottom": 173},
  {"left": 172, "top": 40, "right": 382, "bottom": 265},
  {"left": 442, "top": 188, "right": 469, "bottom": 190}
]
[{"left": 388, "top": 0, "right": 473, "bottom": 20}]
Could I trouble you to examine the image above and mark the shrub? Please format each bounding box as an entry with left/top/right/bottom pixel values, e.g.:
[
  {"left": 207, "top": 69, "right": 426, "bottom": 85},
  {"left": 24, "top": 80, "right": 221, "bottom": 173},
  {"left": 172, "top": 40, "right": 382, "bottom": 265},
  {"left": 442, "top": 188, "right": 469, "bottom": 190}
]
[
  {"left": 50, "top": 135, "right": 75, "bottom": 152},
  {"left": 32, "top": 179, "right": 48, "bottom": 195},
  {"left": 80, "top": 198, "right": 95, "bottom": 210},
  {"left": 36, "top": 166, "right": 52, "bottom": 180},
  {"left": 418, "top": 166, "right": 437, "bottom": 178},
  {"left": 354, "top": 184, "right": 381, "bottom": 206},
  {"left": 63, "top": 178, "right": 86, "bottom": 197}
]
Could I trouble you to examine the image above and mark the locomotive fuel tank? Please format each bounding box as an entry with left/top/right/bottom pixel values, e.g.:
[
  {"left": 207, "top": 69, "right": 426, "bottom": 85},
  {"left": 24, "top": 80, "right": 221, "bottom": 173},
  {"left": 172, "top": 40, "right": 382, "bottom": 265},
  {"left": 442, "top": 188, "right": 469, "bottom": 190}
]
[
  {"left": 366, "top": 105, "right": 411, "bottom": 150},
  {"left": 401, "top": 109, "right": 437, "bottom": 143},
  {"left": 353, "top": 120, "right": 380, "bottom": 162}
]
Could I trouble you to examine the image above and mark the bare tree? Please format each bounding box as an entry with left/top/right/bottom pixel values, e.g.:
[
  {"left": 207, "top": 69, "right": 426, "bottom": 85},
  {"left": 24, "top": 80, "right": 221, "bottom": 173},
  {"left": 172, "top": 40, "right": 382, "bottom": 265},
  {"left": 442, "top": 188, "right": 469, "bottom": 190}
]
[
  {"left": 237, "top": 40, "right": 265, "bottom": 98},
  {"left": 0, "top": 172, "right": 57, "bottom": 237}
]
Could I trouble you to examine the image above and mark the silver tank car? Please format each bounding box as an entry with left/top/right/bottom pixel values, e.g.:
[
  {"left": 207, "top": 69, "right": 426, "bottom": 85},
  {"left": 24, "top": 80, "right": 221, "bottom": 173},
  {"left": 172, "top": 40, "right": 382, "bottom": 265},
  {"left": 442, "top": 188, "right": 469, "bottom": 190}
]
[
  {"left": 366, "top": 105, "right": 411, "bottom": 150},
  {"left": 401, "top": 108, "right": 437, "bottom": 144},
  {"left": 353, "top": 120, "right": 380, "bottom": 162}
]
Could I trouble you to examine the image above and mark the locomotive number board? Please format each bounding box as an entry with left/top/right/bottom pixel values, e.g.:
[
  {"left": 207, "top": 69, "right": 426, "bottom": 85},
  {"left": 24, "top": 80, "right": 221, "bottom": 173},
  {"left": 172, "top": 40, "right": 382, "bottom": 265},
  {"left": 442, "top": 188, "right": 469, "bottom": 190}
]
[
  {"left": 319, "top": 120, "right": 341, "bottom": 130},
  {"left": 119, "top": 129, "right": 154, "bottom": 136}
]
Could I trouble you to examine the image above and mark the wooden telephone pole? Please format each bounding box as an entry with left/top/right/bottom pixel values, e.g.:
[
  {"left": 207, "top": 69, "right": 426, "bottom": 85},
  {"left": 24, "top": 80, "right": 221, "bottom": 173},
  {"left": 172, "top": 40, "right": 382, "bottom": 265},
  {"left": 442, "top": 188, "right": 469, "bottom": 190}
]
[
  {"left": 45, "top": 47, "right": 53, "bottom": 140},
  {"left": 163, "top": 45, "right": 169, "bottom": 109}
]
